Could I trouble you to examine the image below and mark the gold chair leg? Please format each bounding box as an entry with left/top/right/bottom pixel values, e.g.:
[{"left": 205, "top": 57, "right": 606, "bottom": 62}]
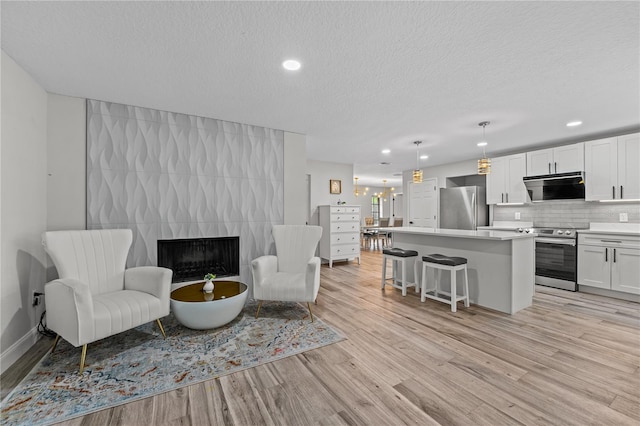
[
  {"left": 307, "top": 302, "right": 314, "bottom": 323},
  {"left": 255, "top": 300, "right": 263, "bottom": 319},
  {"left": 156, "top": 319, "right": 166, "bottom": 339},
  {"left": 51, "top": 334, "right": 60, "bottom": 353},
  {"left": 79, "top": 344, "right": 88, "bottom": 374}
]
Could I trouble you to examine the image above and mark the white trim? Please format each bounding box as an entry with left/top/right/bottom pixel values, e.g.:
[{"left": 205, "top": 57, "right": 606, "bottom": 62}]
[{"left": 0, "top": 326, "right": 41, "bottom": 375}]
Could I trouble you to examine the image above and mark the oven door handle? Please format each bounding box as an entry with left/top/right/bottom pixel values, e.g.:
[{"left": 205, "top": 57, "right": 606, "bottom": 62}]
[{"left": 535, "top": 237, "right": 576, "bottom": 246}]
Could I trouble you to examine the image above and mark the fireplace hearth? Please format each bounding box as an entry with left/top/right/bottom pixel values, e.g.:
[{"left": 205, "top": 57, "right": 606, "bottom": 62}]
[{"left": 157, "top": 237, "right": 240, "bottom": 283}]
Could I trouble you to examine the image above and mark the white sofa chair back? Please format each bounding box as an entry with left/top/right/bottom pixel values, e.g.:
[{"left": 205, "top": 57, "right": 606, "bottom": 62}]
[
  {"left": 43, "top": 229, "right": 132, "bottom": 295},
  {"left": 273, "top": 225, "right": 322, "bottom": 274}
]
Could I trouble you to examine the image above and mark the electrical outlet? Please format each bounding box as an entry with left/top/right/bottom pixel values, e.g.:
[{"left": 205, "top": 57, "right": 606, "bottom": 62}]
[
  {"left": 620, "top": 212, "right": 629, "bottom": 222},
  {"left": 515, "top": 212, "right": 521, "bottom": 220},
  {"left": 32, "top": 291, "right": 42, "bottom": 307}
]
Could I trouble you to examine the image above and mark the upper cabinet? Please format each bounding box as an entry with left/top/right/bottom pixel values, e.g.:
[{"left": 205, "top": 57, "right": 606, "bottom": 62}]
[
  {"left": 526, "top": 142, "right": 584, "bottom": 176},
  {"left": 585, "top": 133, "right": 639, "bottom": 201},
  {"left": 486, "top": 153, "right": 528, "bottom": 204}
]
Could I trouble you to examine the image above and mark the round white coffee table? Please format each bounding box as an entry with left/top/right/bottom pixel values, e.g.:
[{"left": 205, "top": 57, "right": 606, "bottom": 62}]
[{"left": 170, "top": 280, "right": 248, "bottom": 330}]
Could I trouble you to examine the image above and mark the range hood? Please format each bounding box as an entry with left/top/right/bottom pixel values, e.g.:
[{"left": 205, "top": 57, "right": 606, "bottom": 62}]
[{"left": 523, "top": 172, "right": 585, "bottom": 202}]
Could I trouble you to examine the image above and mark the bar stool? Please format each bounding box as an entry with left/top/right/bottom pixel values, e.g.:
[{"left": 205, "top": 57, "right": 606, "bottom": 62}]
[
  {"left": 381, "top": 248, "right": 419, "bottom": 296},
  {"left": 420, "top": 254, "right": 470, "bottom": 312}
]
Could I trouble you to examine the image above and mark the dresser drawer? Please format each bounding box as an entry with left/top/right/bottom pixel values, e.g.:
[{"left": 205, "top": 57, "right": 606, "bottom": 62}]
[
  {"left": 331, "top": 244, "right": 360, "bottom": 258},
  {"left": 332, "top": 214, "right": 360, "bottom": 222},
  {"left": 331, "top": 222, "right": 359, "bottom": 233},
  {"left": 331, "top": 206, "right": 360, "bottom": 214},
  {"left": 331, "top": 233, "right": 360, "bottom": 245}
]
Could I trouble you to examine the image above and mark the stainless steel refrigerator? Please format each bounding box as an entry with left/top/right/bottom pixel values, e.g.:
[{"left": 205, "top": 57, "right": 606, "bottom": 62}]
[{"left": 439, "top": 186, "right": 488, "bottom": 230}]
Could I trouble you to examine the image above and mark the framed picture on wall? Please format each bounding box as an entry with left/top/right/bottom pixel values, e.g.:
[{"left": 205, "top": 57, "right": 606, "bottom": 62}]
[{"left": 330, "top": 179, "right": 342, "bottom": 194}]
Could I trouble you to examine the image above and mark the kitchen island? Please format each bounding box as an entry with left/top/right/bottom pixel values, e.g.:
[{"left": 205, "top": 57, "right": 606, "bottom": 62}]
[{"left": 380, "top": 227, "right": 535, "bottom": 314}]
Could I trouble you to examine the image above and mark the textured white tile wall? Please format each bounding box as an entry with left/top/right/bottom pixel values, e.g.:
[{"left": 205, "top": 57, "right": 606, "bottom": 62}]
[
  {"left": 86, "top": 100, "right": 284, "bottom": 286},
  {"left": 493, "top": 200, "right": 640, "bottom": 228}
]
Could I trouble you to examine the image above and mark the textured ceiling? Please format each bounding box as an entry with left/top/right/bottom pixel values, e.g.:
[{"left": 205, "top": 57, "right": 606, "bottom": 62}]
[{"left": 2, "top": 1, "right": 639, "bottom": 187}]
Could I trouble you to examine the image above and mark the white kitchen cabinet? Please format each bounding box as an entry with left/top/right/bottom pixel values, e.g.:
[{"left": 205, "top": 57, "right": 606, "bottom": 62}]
[
  {"left": 318, "top": 205, "right": 361, "bottom": 268},
  {"left": 585, "top": 133, "right": 639, "bottom": 201},
  {"left": 526, "top": 143, "right": 584, "bottom": 176},
  {"left": 578, "top": 232, "right": 640, "bottom": 295},
  {"left": 486, "top": 153, "right": 528, "bottom": 204}
]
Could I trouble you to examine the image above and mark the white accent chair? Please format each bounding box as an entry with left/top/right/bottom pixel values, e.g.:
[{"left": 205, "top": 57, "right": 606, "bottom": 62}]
[
  {"left": 43, "top": 229, "right": 173, "bottom": 373},
  {"left": 251, "top": 225, "right": 323, "bottom": 321}
]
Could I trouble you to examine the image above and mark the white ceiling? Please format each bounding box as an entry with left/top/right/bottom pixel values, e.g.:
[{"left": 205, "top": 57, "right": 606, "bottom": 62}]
[{"left": 2, "top": 1, "right": 639, "bottom": 187}]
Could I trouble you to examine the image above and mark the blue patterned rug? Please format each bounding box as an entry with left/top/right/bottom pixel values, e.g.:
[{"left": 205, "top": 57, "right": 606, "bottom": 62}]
[{"left": 1, "top": 301, "right": 345, "bottom": 426}]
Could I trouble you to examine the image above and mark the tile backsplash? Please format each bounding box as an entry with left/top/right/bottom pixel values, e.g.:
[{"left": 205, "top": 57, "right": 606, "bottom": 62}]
[{"left": 493, "top": 200, "right": 640, "bottom": 228}]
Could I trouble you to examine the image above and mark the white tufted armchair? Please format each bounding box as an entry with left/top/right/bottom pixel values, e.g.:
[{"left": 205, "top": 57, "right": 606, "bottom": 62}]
[
  {"left": 251, "top": 225, "right": 323, "bottom": 321},
  {"left": 43, "top": 229, "right": 172, "bottom": 373}
]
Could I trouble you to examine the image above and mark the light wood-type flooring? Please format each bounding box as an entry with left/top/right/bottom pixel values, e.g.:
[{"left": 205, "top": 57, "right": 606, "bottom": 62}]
[{"left": 3, "top": 249, "right": 639, "bottom": 425}]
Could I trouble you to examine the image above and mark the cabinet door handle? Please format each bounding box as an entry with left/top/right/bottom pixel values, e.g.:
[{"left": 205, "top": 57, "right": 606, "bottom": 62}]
[
  {"left": 548, "top": 163, "right": 551, "bottom": 174},
  {"left": 554, "top": 162, "right": 557, "bottom": 173},
  {"left": 506, "top": 193, "right": 509, "bottom": 203},
  {"left": 621, "top": 186, "right": 624, "bottom": 199},
  {"left": 601, "top": 240, "right": 622, "bottom": 243},
  {"left": 613, "top": 248, "right": 617, "bottom": 263},
  {"left": 501, "top": 193, "right": 504, "bottom": 203},
  {"left": 605, "top": 248, "right": 608, "bottom": 262},
  {"left": 612, "top": 186, "right": 616, "bottom": 199}
]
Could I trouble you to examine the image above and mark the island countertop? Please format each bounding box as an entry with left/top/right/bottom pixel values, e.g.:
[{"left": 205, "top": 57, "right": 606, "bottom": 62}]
[{"left": 378, "top": 226, "right": 536, "bottom": 241}]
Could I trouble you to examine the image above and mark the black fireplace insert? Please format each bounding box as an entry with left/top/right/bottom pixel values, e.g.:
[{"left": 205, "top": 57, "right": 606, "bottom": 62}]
[{"left": 157, "top": 237, "right": 240, "bottom": 283}]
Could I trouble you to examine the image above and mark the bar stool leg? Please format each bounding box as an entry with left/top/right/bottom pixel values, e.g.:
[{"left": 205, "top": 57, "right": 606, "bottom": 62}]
[
  {"left": 421, "top": 263, "right": 428, "bottom": 302},
  {"left": 414, "top": 259, "right": 420, "bottom": 293},
  {"left": 401, "top": 259, "right": 407, "bottom": 296},
  {"left": 463, "top": 265, "right": 470, "bottom": 307},
  {"left": 451, "top": 269, "right": 457, "bottom": 312},
  {"left": 435, "top": 269, "right": 441, "bottom": 297},
  {"left": 381, "top": 256, "right": 387, "bottom": 289}
]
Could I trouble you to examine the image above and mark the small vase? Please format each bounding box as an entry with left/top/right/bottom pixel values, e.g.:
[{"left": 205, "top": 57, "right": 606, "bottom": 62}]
[{"left": 203, "top": 279, "right": 214, "bottom": 293}]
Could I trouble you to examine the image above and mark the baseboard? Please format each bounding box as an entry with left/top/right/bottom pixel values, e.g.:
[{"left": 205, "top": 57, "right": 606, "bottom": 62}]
[
  {"left": 0, "top": 326, "right": 41, "bottom": 375},
  {"left": 579, "top": 286, "right": 640, "bottom": 303}
]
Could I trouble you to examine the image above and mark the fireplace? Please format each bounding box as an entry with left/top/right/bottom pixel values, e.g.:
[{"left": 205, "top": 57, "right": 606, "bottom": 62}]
[{"left": 157, "top": 237, "right": 240, "bottom": 283}]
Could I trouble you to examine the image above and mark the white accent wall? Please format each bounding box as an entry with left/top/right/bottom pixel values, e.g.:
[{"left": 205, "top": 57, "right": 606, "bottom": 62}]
[
  {"left": 1, "top": 51, "right": 48, "bottom": 373},
  {"left": 283, "top": 132, "right": 307, "bottom": 225},
  {"left": 307, "top": 160, "right": 355, "bottom": 226}
]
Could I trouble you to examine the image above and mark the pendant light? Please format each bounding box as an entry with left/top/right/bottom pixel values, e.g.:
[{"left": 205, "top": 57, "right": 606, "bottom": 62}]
[
  {"left": 413, "top": 141, "right": 423, "bottom": 183},
  {"left": 354, "top": 177, "right": 368, "bottom": 197},
  {"left": 374, "top": 179, "right": 394, "bottom": 201},
  {"left": 477, "top": 121, "right": 491, "bottom": 175}
]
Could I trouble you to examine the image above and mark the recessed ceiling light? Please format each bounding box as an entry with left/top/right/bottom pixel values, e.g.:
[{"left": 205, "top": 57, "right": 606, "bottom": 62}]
[
  {"left": 381, "top": 149, "right": 391, "bottom": 154},
  {"left": 420, "top": 155, "right": 429, "bottom": 159},
  {"left": 282, "top": 59, "right": 301, "bottom": 71},
  {"left": 477, "top": 142, "right": 488, "bottom": 147},
  {"left": 566, "top": 121, "right": 582, "bottom": 127}
]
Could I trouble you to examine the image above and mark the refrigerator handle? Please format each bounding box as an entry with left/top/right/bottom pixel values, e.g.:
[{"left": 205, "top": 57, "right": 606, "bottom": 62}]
[{"left": 471, "top": 192, "right": 476, "bottom": 229}]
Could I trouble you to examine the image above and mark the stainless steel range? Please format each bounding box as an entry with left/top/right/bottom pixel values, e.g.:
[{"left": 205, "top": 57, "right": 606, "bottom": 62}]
[{"left": 517, "top": 227, "right": 584, "bottom": 291}]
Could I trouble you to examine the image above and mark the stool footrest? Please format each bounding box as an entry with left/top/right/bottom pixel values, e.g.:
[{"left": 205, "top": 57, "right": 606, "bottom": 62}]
[{"left": 422, "top": 290, "right": 467, "bottom": 303}]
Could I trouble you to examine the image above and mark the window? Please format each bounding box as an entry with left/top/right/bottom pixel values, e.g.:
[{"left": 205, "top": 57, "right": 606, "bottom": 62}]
[{"left": 371, "top": 196, "right": 380, "bottom": 225}]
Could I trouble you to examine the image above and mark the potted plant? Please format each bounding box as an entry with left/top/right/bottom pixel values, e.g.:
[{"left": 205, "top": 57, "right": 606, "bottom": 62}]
[{"left": 203, "top": 273, "right": 216, "bottom": 293}]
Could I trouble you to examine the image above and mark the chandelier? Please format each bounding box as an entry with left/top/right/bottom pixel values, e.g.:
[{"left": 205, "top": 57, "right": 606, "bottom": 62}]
[
  {"left": 413, "top": 141, "right": 423, "bottom": 183},
  {"left": 374, "top": 179, "right": 395, "bottom": 201},
  {"left": 354, "top": 177, "right": 368, "bottom": 197},
  {"left": 477, "top": 121, "right": 491, "bottom": 175}
]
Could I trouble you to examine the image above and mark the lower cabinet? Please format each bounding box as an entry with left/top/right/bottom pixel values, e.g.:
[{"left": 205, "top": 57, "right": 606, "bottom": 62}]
[{"left": 577, "top": 233, "right": 640, "bottom": 295}]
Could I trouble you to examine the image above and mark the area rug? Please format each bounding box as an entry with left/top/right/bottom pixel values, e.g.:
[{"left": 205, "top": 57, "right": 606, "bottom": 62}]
[{"left": 1, "top": 301, "right": 345, "bottom": 426}]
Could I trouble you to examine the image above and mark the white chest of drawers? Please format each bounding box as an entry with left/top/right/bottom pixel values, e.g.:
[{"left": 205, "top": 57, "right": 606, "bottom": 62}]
[{"left": 319, "top": 205, "right": 361, "bottom": 268}]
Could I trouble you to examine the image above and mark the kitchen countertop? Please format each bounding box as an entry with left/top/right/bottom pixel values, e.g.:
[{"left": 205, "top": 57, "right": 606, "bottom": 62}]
[
  {"left": 379, "top": 226, "right": 536, "bottom": 241},
  {"left": 579, "top": 222, "right": 640, "bottom": 237}
]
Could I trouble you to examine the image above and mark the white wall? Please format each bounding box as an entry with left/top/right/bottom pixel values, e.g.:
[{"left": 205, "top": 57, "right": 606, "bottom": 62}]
[
  {"left": 306, "top": 160, "right": 355, "bottom": 225},
  {"left": 1, "top": 51, "right": 48, "bottom": 373},
  {"left": 283, "top": 132, "right": 307, "bottom": 225},
  {"left": 46, "top": 94, "right": 86, "bottom": 232}
]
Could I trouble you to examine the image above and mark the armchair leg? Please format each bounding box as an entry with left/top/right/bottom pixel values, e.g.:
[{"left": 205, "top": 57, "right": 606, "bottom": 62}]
[
  {"left": 156, "top": 319, "right": 166, "bottom": 339},
  {"left": 255, "top": 301, "right": 263, "bottom": 319},
  {"left": 51, "top": 334, "right": 60, "bottom": 354},
  {"left": 307, "top": 302, "right": 315, "bottom": 323},
  {"left": 79, "top": 344, "right": 88, "bottom": 374}
]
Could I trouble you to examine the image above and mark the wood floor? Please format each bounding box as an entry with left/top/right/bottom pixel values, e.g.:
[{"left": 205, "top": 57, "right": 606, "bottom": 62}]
[{"left": 3, "top": 249, "right": 640, "bottom": 425}]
